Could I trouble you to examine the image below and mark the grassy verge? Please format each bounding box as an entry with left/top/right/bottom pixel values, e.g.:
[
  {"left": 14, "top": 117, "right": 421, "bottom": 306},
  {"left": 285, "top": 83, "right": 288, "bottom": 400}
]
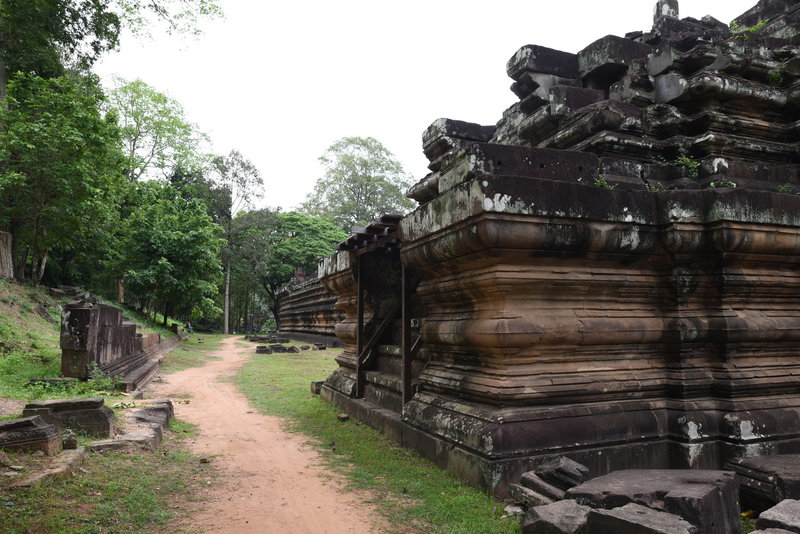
[
  {"left": 159, "top": 334, "right": 226, "bottom": 374},
  {"left": 0, "top": 422, "right": 210, "bottom": 534},
  {"left": 235, "top": 339, "right": 518, "bottom": 534}
]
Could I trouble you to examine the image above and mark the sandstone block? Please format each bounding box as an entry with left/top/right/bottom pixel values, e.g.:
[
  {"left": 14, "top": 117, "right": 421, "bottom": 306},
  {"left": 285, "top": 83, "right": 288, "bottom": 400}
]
[
  {"left": 521, "top": 499, "right": 591, "bottom": 534},
  {"left": 758, "top": 500, "right": 800, "bottom": 533},
  {"left": 567, "top": 469, "right": 739, "bottom": 534},
  {"left": 587, "top": 503, "right": 698, "bottom": 534}
]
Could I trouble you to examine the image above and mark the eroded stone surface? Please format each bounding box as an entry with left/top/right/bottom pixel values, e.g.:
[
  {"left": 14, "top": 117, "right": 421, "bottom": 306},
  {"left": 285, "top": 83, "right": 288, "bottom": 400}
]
[
  {"left": 0, "top": 416, "right": 61, "bottom": 456},
  {"left": 727, "top": 455, "right": 800, "bottom": 510},
  {"left": 521, "top": 499, "right": 590, "bottom": 534},
  {"left": 23, "top": 397, "right": 115, "bottom": 437},
  {"left": 567, "top": 470, "right": 739, "bottom": 534},
  {"left": 587, "top": 503, "right": 699, "bottom": 534},
  {"left": 758, "top": 499, "right": 800, "bottom": 533}
]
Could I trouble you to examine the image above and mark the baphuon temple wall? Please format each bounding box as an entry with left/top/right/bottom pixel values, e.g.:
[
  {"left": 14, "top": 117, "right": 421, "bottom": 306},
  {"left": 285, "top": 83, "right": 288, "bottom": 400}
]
[{"left": 274, "top": 0, "right": 800, "bottom": 496}]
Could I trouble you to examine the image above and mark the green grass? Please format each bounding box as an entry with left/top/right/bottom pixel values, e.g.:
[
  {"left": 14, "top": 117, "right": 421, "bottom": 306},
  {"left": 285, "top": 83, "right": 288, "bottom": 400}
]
[
  {"left": 159, "top": 334, "right": 225, "bottom": 374},
  {"left": 0, "top": 428, "right": 211, "bottom": 533},
  {"left": 235, "top": 339, "right": 518, "bottom": 534}
]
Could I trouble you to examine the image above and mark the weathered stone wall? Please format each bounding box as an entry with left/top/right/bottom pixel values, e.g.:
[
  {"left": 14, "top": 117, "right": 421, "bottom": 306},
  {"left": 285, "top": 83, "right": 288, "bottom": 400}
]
[
  {"left": 276, "top": 277, "right": 343, "bottom": 346},
  {"left": 60, "top": 303, "right": 165, "bottom": 390},
  {"left": 0, "top": 231, "right": 12, "bottom": 279},
  {"left": 320, "top": 0, "right": 800, "bottom": 496}
]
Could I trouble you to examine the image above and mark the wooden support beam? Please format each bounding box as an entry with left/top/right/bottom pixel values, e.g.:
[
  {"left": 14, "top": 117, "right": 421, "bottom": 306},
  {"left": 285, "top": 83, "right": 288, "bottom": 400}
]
[
  {"left": 355, "top": 254, "right": 365, "bottom": 398},
  {"left": 402, "top": 267, "right": 413, "bottom": 405}
]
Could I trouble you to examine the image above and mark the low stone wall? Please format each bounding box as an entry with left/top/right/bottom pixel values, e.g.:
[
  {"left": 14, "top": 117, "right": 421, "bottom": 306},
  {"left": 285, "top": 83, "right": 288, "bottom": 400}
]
[
  {"left": 60, "top": 302, "right": 175, "bottom": 390},
  {"left": 276, "top": 277, "right": 342, "bottom": 346}
]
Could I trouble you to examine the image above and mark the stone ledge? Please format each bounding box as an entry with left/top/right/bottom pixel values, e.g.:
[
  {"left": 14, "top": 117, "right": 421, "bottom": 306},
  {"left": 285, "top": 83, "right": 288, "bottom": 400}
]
[{"left": 11, "top": 446, "right": 88, "bottom": 489}]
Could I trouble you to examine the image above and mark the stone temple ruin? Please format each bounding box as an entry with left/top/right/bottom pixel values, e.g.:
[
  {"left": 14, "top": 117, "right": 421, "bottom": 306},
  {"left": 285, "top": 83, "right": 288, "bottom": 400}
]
[{"left": 278, "top": 0, "right": 800, "bottom": 504}]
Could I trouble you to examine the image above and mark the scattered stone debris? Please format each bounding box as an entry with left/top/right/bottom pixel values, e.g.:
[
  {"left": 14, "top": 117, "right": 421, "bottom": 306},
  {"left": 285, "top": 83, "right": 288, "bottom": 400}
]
[
  {"left": 255, "top": 345, "right": 273, "bottom": 354},
  {"left": 0, "top": 451, "right": 10, "bottom": 467},
  {"left": 300, "top": 345, "right": 311, "bottom": 351},
  {"left": 336, "top": 413, "right": 350, "bottom": 422},
  {"left": 313, "top": 343, "right": 327, "bottom": 350},
  {"left": 286, "top": 346, "right": 300, "bottom": 354},
  {"left": 758, "top": 500, "right": 800, "bottom": 533},
  {"left": 566, "top": 469, "right": 739, "bottom": 534},
  {"left": 22, "top": 397, "right": 116, "bottom": 437}
]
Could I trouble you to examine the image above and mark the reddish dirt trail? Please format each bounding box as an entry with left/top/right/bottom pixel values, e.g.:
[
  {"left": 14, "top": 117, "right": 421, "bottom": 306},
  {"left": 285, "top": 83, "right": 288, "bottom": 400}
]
[{"left": 150, "top": 336, "right": 386, "bottom": 534}]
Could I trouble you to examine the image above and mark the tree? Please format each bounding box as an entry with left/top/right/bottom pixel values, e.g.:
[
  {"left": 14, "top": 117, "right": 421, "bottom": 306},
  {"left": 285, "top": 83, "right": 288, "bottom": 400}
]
[
  {"left": 234, "top": 211, "right": 346, "bottom": 328},
  {"left": 210, "top": 150, "right": 263, "bottom": 334},
  {"left": 0, "top": 0, "right": 222, "bottom": 100},
  {"left": 120, "top": 181, "right": 224, "bottom": 324},
  {"left": 0, "top": 73, "right": 125, "bottom": 285},
  {"left": 107, "top": 78, "right": 209, "bottom": 181},
  {"left": 0, "top": 0, "right": 121, "bottom": 99},
  {"left": 301, "top": 137, "right": 414, "bottom": 231}
]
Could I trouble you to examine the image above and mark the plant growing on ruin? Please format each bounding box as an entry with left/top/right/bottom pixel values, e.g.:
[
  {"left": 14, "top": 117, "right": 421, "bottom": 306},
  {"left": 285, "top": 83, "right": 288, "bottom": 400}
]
[
  {"left": 767, "top": 70, "right": 784, "bottom": 87},
  {"left": 730, "top": 19, "right": 769, "bottom": 40},
  {"left": 674, "top": 155, "right": 701, "bottom": 179},
  {"left": 777, "top": 184, "right": 799, "bottom": 195},
  {"left": 593, "top": 175, "right": 617, "bottom": 190}
]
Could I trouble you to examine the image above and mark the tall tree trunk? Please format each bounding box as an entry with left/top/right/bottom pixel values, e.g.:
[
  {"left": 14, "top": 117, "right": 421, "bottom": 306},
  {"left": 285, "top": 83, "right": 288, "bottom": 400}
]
[
  {"left": 223, "top": 256, "right": 231, "bottom": 334},
  {"left": 34, "top": 249, "right": 48, "bottom": 287},
  {"left": 117, "top": 279, "right": 125, "bottom": 303}
]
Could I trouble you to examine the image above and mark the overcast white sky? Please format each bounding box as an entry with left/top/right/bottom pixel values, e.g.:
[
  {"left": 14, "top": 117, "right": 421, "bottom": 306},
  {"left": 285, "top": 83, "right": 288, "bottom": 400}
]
[{"left": 94, "top": 0, "right": 757, "bottom": 211}]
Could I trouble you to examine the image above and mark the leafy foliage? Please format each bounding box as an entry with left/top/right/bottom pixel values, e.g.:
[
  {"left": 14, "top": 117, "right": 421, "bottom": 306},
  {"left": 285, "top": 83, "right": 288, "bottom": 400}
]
[
  {"left": 233, "top": 210, "right": 346, "bottom": 324},
  {"left": 120, "top": 181, "right": 224, "bottom": 322},
  {"left": 0, "top": 73, "right": 125, "bottom": 285},
  {"left": 301, "top": 137, "right": 414, "bottom": 231},
  {"left": 0, "top": 0, "right": 121, "bottom": 80},
  {"left": 107, "top": 77, "right": 209, "bottom": 181}
]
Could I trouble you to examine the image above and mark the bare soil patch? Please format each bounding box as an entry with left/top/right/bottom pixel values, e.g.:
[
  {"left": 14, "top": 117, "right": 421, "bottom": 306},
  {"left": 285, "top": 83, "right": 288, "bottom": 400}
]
[{"left": 150, "top": 336, "right": 387, "bottom": 534}]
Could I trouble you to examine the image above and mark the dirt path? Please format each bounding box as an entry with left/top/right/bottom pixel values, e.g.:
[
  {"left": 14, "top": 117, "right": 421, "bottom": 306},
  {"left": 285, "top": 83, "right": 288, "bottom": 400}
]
[{"left": 150, "top": 336, "right": 387, "bottom": 534}]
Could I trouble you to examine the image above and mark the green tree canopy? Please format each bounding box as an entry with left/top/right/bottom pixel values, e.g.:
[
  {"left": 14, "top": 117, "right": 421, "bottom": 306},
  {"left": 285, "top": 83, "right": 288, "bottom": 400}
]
[
  {"left": 107, "top": 77, "right": 209, "bottom": 181},
  {"left": 300, "top": 137, "right": 414, "bottom": 232},
  {"left": 0, "top": 72, "right": 126, "bottom": 285},
  {"left": 233, "top": 210, "right": 346, "bottom": 326},
  {"left": 120, "top": 181, "right": 224, "bottom": 323}
]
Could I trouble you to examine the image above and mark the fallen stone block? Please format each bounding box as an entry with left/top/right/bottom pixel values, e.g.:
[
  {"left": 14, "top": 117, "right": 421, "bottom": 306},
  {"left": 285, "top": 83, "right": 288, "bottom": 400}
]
[
  {"left": 131, "top": 399, "right": 173, "bottom": 428},
  {"left": 758, "top": 500, "right": 800, "bottom": 533},
  {"left": 521, "top": 499, "right": 591, "bottom": 534},
  {"left": 300, "top": 345, "right": 310, "bottom": 351},
  {"left": 509, "top": 483, "right": 554, "bottom": 508},
  {"left": 0, "top": 416, "right": 61, "bottom": 455},
  {"left": 727, "top": 455, "right": 800, "bottom": 510},
  {"left": 286, "top": 346, "right": 300, "bottom": 353},
  {"left": 520, "top": 472, "right": 567, "bottom": 501},
  {"left": 310, "top": 381, "right": 323, "bottom": 395},
  {"left": 750, "top": 529, "right": 796, "bottom": 534},
  {"left": 255, "top": 345, "right": 273, "bottom": 354},
  {"left": 314, "top": 343, "right": 327, "bottom": 350},
  {"left": 270, "top": 344, "right": 287, "bottom": 353},
  {"left": 23, "top": 397, "right": 116, "bottom": 437},
  {"left": 567, "top": 469, "right": 739, "bottom": 534},
  {"left": 534, "top": 456, "right": 590, "bottom": 490},
  {"left": 587, "top": 503, "right": 698, "bottom": 534}
]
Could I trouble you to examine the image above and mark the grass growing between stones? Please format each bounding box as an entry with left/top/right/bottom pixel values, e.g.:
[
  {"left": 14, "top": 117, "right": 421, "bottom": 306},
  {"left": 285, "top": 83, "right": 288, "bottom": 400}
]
[
  {"left": 159, "top": 334, "right": 226, "bottom": 374},
  {"left": 235, "top": 340, "right": 519, "bottom": 534},
  {"left": 0, "top": 427, "right": 211, "bottom": 533}
]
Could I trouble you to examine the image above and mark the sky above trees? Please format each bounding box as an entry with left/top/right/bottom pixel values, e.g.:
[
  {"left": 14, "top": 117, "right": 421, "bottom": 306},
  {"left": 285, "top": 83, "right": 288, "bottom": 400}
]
[{"left": 94, "top": 0, "right": 758, "bottom": 211}]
